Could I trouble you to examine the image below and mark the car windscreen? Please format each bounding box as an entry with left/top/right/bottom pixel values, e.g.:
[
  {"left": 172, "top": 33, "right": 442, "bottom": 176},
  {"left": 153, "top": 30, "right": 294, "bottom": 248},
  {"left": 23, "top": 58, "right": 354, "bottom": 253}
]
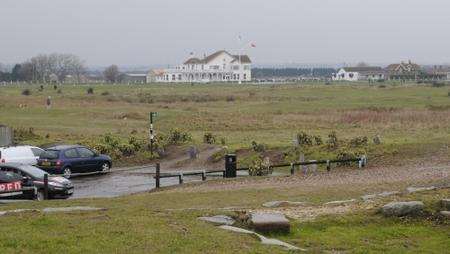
[
  {"left": 40, "top": 150, "right": 59, "bottom": 160},
  {"left": 19, "top": 165, "right": 47, "bottom": 179}
]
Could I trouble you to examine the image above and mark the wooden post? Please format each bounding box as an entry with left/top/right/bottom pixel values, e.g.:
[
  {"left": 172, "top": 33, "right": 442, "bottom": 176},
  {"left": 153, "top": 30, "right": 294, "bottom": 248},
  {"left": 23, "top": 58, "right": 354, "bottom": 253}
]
[
  {"left": 178, "top": 173, "right": 183, "bottom": 184},
  {"left": 290, "top": 163, "right": 294, "bottom": 175},
  {"left": 43, "top": 174, "right": 49, "bottom": 200},
  {"left": 202, "top": 170, "right": 206, "bottom": 181},
  {"left": 155, "top": 163, "right": 160, "bottom": 188}
]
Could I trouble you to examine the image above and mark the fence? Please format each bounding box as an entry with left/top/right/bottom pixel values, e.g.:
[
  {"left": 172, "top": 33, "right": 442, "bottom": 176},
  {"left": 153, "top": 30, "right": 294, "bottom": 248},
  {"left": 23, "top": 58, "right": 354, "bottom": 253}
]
[
  {"left": 0, "top": 125, "right": 13, "bottom": 147},
  {"left": 154, "top": 155, "right": 367, "bottom": 189}
]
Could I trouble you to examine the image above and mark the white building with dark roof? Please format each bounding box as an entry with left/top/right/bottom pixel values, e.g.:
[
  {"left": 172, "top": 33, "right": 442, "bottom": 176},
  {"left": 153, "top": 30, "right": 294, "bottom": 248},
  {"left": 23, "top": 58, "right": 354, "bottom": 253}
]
[
  {"left": 149, "top": 50, "right": 252, "bottom": 83},
  {"left": 332, "top": 67, "right": 385, "bottom": 81}
]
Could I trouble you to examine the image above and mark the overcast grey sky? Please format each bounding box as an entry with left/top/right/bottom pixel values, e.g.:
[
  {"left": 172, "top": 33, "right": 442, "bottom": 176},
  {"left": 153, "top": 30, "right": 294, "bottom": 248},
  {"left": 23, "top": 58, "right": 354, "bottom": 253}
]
[{"left": 1, "top": 0, "right": 449, "bottom": 66}]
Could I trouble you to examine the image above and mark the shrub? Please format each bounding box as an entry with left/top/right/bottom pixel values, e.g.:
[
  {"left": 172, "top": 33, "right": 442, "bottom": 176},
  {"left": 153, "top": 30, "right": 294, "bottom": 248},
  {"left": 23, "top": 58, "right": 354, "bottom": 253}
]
[
  {"left": 87, "top": 87, "right": 94, "bottom": 94},
  {"left": 166, "top": 129, "right": 192, "bottom": 145},
  {"left": 313, "top": 135, "right": 323, "bottom": 145},
  {"left": 326, "top": 131, "right": 339, "bottom": 150},
  {"left": 203, "top": 132, "right": 216, "bottom": 144},
  {"left": 13, "top": 127, "right": 40, "bottom": 142},
  {"left": 378, "top": 84, "right": 386, "bottom": 88},
  {"left": 21, "top": 89, "right": 31, "bottom": 96},
  {"left": 38, "top": 85, "right": 44, "bottom": 91},
  {"left": 251, "top": 141, "right": 266, "bottom": 153},
  {"left": 53, "top": 85, "right": 58, "bottom": 90},
  {"left": 349, "top": 136, "right": 368, "bottom": 147},
  {"left": 248, "top": 157, "right": 272, "bottom": 176},
  {"left": 57, "top": 89, "right": 62, "bottom": 94},
  {"left": 101, "top": 91, "right": 110, "bottom": 96},
  {"left": 220, "top": 137, "right": 226, "bottom": 146},
  {"left": 296, "top": 131, "right": 313, "bottom": 146}
]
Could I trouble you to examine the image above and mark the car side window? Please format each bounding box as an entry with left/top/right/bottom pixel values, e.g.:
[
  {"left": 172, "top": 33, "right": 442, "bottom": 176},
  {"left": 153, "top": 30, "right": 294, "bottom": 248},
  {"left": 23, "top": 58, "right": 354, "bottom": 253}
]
[
  {"left": 31, "top": 148, "right": 43, "bottom": 157},
  {"left": 64, "top": 149, "right": 79, "bottom": 158},
  {"left": 77, "top": 148, "right": 95, "bottom": 158}
]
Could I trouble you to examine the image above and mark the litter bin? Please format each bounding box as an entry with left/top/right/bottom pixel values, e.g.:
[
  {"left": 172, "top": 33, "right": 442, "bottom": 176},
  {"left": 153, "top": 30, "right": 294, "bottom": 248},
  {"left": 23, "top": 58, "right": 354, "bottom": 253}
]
[{"left": 225, "top": 154, "right": 237, "bottom": 178}]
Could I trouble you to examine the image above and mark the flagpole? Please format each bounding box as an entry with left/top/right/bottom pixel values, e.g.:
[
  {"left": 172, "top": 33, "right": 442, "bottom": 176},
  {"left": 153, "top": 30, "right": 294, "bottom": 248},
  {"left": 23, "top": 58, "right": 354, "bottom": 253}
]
[{"left": 238, "top": 36, "right": 242, "bottom": 84}]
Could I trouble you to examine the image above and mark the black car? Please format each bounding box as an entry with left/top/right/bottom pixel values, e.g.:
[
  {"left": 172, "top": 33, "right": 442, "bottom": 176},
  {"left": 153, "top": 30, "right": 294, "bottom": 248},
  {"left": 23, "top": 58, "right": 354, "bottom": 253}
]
[
  {"left": 37, "top": 145, "right": 112, "bottom": 179},
  {"left": 0, "top": 170, "right": 30, "bottom": 199},
  {"left": 0, "top": 163, "right": 74, "bottom": 200}
]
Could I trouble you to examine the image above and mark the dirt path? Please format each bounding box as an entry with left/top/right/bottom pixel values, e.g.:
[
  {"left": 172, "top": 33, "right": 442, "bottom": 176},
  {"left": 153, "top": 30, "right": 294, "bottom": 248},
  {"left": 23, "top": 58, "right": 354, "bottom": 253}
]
[
  {"left": 158, "top": 145, "right": 223, "bottom": 171},
  {"left": 169, "top": 161, "right": 450, "bottom": 193}
]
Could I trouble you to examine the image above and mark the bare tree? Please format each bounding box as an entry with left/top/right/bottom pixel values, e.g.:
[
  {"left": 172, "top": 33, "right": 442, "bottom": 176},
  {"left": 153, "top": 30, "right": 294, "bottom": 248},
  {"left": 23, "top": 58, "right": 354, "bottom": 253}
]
[
  {"left": 103, "top": 65, "right": 120, "bottom": 83},
  {"left": 26, "top": 53, "right": 86, "bottom": 83}
]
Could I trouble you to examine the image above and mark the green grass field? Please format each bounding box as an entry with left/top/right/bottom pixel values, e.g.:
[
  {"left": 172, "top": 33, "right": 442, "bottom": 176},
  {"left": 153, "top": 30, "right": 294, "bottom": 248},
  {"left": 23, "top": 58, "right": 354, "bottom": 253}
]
[
  {"left": 1, "top": 82, "right": 449, "bottom": 253},
  {"left": 1, "top": 82, "right": 449, "bottom": 165}
]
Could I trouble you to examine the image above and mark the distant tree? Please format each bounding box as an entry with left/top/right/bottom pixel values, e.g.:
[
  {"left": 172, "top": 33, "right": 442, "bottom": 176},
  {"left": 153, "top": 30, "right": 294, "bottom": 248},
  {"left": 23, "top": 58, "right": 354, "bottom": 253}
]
[
  {"left": 11, "top": 64, "right": 22, "bottom": 81},
  {"left": 103, "top": 65, "right": 120, "bottom": 83}
]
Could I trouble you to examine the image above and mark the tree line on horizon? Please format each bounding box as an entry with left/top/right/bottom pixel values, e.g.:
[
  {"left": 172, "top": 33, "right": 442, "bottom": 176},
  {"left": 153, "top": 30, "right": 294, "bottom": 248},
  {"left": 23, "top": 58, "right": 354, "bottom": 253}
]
[{"left": 0, "top": 54, "right": 121, "bottom": 84}]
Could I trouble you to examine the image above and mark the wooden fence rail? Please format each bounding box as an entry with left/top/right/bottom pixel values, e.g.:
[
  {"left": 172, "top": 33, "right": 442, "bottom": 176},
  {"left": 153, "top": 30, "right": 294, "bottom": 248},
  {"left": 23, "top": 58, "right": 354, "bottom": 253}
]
[{"left": 153, "top": 155, "right": 367, "bottom": 189}]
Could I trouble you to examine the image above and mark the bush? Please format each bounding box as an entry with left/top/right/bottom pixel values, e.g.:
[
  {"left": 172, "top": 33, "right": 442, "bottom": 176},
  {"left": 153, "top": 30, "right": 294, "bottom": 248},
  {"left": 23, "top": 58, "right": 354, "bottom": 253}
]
[
  {"left": 326, "top": 131, "right": 339, "bottom": 150},
  {"left": 251, "top": 141, "right": 266, "bottom": 153},
  {"left": 87, "top": 87, "right": 94, "bottom": 94},
  {"left": 248, "top": 157, "right": 272, "bottom": 176},
  {"left": 166, "top": 129, "right": 192, "bottom": 145},
  {"left": 220, "top": 137, "right": 226, "bottom": 146},
  {"left": 53, "top": 85, "right": 58, "bottom": 90},
  {"left": 378, "top": 84, "right": 386, "bottom": 88},
  {"left": 101, "top": 91, "right": 110, "bottom": 96},
  {"left": 38, "top": 85, "right": 44, "bottom": 91},
  {"left": 203, "top": 132, "right": 216, "bottom": 144},
  {"left": 13, "top": 127, "right": 40, "bottom": 143},
  {"left": 296, "top": 131, "right": 313, "bottom": 146},
  {"left": 313, "top": 135, "right": 323, "bottom": 145},
  {"left": 349, "top": 136, "right": 368, "bottom": 147},
  {"left": 21, "top": 89, "right": 31, "bottom": 96},
  {"left": 57, "top": 89, "right": 62, "bottom": 94}
]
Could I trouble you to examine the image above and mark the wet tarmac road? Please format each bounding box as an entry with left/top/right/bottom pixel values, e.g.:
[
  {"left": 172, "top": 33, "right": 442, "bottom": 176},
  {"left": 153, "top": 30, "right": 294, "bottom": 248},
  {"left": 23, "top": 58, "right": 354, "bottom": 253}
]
[{"left": 69, "top": 167, "right": 225, "bottom": 199}]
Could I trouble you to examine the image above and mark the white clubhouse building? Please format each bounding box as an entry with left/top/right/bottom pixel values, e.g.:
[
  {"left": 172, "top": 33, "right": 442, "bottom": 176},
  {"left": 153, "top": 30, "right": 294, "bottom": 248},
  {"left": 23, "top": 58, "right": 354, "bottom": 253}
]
[{"left": 149, "top": 50, "right": 252, "bottom": 83}]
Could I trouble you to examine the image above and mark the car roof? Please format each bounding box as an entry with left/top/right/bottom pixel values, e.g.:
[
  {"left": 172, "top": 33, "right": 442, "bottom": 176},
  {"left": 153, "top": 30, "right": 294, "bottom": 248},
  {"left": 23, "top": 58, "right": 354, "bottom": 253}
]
[
  {"left": 0, "top": 162, "right": 26, "bottom": 168},
  {"left": 0, "top": 145, "right": 41, "bottom": 150},
  {"left": 46, "top": 145, "right": 83, "bottom": 150}
]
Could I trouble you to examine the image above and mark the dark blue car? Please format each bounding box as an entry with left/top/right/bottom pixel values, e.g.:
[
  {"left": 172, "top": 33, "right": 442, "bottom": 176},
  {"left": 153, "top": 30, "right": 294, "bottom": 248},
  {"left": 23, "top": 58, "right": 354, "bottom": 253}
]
[{"left": 37, "top": 145, "right": 112, "bottom": 178}]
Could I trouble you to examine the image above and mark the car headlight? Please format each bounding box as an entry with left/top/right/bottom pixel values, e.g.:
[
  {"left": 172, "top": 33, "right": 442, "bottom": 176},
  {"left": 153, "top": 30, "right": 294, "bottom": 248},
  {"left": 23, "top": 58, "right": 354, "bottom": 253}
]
[{"left": 49, "top": 182, "right": 64, "bottom": 188}]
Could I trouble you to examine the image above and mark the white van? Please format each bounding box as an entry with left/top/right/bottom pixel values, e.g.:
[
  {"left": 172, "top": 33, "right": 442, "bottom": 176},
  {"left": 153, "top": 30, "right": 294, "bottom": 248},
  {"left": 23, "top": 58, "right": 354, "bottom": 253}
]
[{"left": 0, "top": 146, "right": 44, "bottom": 165}]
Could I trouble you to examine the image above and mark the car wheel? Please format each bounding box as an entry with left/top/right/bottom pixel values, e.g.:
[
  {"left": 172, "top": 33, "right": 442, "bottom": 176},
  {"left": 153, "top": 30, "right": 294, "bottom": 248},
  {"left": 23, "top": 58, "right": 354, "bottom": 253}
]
[
  {"left": 63, "top": 167, "right": 72, "bottom": 179},
  {"left": 101, "top": 162, "right": 110, "bottom": 173},
  {"left": 36, "top": 190, "right": 45, "bottom": 201}
]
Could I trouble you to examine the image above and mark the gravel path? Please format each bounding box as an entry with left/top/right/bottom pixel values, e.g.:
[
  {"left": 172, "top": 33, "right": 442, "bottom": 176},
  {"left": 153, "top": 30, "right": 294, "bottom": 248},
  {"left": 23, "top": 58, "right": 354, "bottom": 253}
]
[{"left": 169, "top": 162, "right": 450, "bottom": 193}]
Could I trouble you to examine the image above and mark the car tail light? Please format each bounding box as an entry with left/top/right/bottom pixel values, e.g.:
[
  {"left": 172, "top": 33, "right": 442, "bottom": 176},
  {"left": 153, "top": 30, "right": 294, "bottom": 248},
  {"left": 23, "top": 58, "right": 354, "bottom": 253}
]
[{"left": 56, "top": 160, "right": 62, "bottom": 166}]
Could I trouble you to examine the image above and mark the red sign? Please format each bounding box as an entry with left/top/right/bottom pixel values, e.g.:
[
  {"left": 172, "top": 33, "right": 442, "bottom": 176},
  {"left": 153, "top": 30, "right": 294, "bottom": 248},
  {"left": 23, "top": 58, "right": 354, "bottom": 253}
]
[{"left": 0, "top": 181, "right": 22, "bottom": 192}]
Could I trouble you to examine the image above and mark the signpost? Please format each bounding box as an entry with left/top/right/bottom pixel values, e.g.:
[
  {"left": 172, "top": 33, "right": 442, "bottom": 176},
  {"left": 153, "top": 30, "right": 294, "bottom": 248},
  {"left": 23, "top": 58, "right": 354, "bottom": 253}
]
[{"left": 149, "top": 112, "right": 158, "bottom": 156}]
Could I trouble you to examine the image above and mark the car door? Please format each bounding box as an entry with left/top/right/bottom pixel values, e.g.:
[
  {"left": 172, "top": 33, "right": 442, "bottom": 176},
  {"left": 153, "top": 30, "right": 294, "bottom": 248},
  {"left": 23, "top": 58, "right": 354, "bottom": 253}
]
[
  {"left": 76, "top": 147, "right": 98, "bottom": 172},
  {"left": 63, "top": 149, "right": 86, "bottom": 173}
]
